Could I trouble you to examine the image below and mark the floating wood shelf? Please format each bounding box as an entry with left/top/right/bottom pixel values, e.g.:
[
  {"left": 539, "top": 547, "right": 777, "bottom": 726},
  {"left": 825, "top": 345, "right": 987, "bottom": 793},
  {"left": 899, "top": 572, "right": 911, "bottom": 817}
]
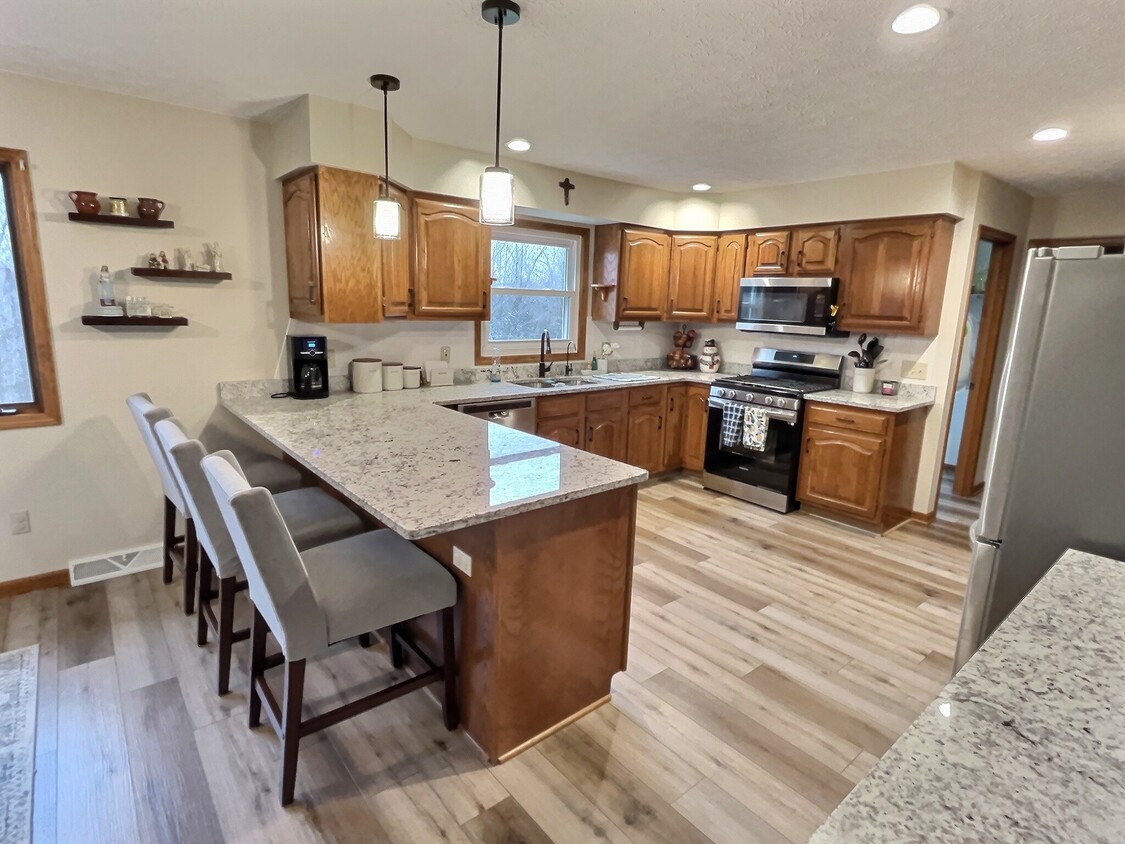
[
  {"left": 81, "top": 315, "right": 188, "bottom": 327},
  {"left": 68, "top": 212, "right": 174, "bottom": 229},
  {"left": 590, "top": 283, "right": 616, "bottom": 302},
  {"left": 130, "top": 267, "right": 230, "bottom": 281}
]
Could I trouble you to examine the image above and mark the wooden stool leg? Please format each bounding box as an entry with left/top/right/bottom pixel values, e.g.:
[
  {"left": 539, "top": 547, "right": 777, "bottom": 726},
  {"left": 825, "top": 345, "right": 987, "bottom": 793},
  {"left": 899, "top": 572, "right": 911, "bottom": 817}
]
[
  {"left": 182, "top": 518, "right": 198, "bottom": 616},
  {"left": 279, "top": 659, "right": 306, "bottom": 806},
  {"left": 196, "top": 553, "right": 212, "bottom": 646},
  {"left": 162, "top": 496, "right": 176, "bottom": 584},
  {"left": 389, "top": 623, "right": 404, "bottom": 669},
  {"left": 217, "top": 575, "right": 237, "bottom": 696},
  {"left": 440, "top": 606, "right": 459, "bottom": 730},
  {"left": 248, "top": 607, "right": 267, "bottom": 729}
]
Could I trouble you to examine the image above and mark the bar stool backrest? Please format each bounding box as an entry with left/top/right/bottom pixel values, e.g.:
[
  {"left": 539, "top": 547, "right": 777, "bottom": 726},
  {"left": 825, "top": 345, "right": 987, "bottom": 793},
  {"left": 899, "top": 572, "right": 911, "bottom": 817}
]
[{"left": 126, "top": 393, "right": 185, "bottom": 511}]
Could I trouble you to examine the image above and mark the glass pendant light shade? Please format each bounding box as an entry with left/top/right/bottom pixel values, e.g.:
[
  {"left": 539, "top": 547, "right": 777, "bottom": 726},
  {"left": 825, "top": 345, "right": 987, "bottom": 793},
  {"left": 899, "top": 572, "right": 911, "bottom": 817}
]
[
  {"left": 479, "top": 166, "right": 515, "bottom": 226},
  {"left": 373, "top": 196, "right": 402, "bottom": 239}
]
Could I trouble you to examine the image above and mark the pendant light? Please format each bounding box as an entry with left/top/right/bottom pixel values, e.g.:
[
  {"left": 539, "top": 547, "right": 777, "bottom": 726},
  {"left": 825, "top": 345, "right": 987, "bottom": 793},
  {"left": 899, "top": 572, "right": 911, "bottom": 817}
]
[
  {"left": 479, "top": 0, "right": 520, "bottom": 226},
  {"left": 369, "top": 73, "right": 402, "bottom": 240}
]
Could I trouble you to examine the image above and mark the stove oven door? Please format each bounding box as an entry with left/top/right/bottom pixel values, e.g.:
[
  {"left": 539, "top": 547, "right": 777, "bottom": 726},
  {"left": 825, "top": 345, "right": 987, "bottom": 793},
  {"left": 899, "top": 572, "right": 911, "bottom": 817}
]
[{"left": 702, "top": 398, "right": 803, "bottom": 511}]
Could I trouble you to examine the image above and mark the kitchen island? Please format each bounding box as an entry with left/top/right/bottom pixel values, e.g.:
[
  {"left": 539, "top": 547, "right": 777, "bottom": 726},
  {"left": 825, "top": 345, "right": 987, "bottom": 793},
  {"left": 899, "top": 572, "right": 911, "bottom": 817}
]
[{"left": 810, "top": 549, "right": 1125, "bottom": 842}]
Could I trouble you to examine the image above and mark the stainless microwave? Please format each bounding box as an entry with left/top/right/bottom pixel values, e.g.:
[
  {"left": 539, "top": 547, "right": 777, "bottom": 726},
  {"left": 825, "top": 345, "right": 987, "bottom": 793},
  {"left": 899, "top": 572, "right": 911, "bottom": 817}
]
[{"left": 736, "top": 277, "right": 841, "bottom": 336}]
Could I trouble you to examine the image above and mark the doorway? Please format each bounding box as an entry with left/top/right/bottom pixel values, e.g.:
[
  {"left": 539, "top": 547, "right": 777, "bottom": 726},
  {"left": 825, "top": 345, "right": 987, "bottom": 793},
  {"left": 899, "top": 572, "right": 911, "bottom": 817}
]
[{"left": 944, "top": 225, "right": 1017, "bottom": 498}]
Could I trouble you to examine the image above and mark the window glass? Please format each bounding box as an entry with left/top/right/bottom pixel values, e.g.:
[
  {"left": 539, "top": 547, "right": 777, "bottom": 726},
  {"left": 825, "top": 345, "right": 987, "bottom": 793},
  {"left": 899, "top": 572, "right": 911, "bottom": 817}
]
[{"left": 0, "top": 170, "right": 35, "bottom": 405}]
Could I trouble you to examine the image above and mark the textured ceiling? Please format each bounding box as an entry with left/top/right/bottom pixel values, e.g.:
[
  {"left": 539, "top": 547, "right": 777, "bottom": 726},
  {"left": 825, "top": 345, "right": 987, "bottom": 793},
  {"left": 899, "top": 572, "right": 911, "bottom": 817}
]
[{"left": 3, "top": 0, "right": 1124, "bottom": 195}]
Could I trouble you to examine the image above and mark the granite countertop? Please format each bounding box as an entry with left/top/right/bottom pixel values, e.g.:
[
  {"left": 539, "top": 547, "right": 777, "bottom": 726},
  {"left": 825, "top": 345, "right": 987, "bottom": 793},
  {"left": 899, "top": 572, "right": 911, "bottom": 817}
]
[
  {"left": 219, "top": 372, "right": 719, "bottom": 540},
  {"left": 809, "top": 384, "right": 935, "bottom": 413},
  {"left": 810, "top": 549, "right": 1125, "bottom": 843}
]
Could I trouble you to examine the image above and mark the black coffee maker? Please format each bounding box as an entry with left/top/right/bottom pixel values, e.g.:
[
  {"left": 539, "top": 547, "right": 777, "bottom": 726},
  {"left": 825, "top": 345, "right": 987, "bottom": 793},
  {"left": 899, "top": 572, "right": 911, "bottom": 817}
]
[{"left": 289, "top": 335, "right": 329, "bottom": 400}]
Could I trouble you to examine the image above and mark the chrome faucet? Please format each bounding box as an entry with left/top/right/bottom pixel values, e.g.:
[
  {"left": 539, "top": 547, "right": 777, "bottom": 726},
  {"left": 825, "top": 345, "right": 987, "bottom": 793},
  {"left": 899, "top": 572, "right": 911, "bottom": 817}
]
[
  {"left": 564, "top": 341, "right": 577, "bottom": 376},
  {"left": 538, "top": 330, "right": 552, "bottom": 378}
]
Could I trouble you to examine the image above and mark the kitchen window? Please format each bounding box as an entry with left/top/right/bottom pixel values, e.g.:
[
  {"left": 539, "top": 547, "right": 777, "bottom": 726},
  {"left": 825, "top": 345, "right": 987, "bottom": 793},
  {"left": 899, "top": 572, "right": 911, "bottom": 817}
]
[
  {"left": 477, "top": 222, "right": 589, "bottom": 364},
  {"left": 0, "top": 147, "right": 61, "bottom": 430}
]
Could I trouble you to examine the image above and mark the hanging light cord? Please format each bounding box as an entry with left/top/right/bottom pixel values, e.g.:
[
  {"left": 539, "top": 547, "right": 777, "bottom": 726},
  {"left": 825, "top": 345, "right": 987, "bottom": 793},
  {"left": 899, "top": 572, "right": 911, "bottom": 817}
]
[
  {"left": 494, "top": 11, "right": 504, "bottom": 168},
  {"left": 381, "top": 86, "right": 390, "bottom": 197}
]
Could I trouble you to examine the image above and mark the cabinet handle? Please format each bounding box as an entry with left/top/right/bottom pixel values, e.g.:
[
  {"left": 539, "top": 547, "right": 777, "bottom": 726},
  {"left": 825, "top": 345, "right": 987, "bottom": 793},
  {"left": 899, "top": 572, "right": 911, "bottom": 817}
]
[
  {"left": 622, "top": 296, "right": 629, "bottom": 310},
  {"left": 716, "top": 298, "right": 721, "bottom": 314},
  {"left": 779, "top": 250, "right": 787, "bottom": 268},
  {"left": 668, "top": 298, "right": 675, "bottom": 314},
  {"left": 797, "top": 249, "right": 805, "bottom": 267},
  {"left": 574, "top": 429, "right": 582, "bottom": 446},
  {"left": 669, "top": 396, "right": 675, "bottom": 412},
  {"left": 481, "top": 290, "right": 488, "bottom": 309},
  {"left": 307, "top": 280, "right": 315, "bottom": 303},
  {"left": 658, "top": 415, "right": 663, "bottom": 431},
  {"left": 836, "top": 416, "right": 856, "bottom": 424},
  {"left": 805, "top": 440, "right": 811, "bottom": 454},
  {"left": 587, "top": 426, "right": 593, "bottom": 443}
]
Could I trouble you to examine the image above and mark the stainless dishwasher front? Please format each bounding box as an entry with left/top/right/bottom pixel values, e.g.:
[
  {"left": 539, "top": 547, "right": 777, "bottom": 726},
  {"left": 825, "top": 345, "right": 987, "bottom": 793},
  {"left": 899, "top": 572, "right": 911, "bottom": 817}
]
[{"left": 455, "top": 397, "right": 537, "bottom": 433}]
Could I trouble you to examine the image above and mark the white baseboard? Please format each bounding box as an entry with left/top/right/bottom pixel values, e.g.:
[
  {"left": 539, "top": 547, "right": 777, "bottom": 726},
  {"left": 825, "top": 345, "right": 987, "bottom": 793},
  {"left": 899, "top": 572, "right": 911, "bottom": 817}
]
[{"left": 68, "top": 543, "right": 164, "bottom": 587}]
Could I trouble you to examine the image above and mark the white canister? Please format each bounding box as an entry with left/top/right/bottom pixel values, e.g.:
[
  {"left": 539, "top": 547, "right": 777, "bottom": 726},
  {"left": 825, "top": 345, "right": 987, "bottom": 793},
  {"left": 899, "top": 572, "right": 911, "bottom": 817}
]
[
  {"left": 403, "top": 365, "right": 422, "bottom": 389},
  {"left": 382, "top": 362, "right": 404, "bottom": 391},
  {"left": 852, "top": 368, "right": 877, "bottom": 394},
  {"left": 350, "top": 358, "right": 383, "bottom": 393}
]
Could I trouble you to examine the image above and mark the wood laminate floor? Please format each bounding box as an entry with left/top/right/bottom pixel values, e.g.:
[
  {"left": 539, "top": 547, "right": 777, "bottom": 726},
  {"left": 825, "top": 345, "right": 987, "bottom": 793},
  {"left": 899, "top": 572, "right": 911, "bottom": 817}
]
[{"left": 2, "top": 475, "right": 973, "bottom": 843}]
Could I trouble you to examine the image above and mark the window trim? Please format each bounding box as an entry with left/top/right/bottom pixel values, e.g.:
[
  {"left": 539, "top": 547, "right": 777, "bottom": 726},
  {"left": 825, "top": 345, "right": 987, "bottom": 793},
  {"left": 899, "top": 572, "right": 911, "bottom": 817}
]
[
  {"left": 474, "top": 218, "right": 590, "bottom": 366},
  {"left": 0, "top": 148, "right": 61, "bottom": 430}
]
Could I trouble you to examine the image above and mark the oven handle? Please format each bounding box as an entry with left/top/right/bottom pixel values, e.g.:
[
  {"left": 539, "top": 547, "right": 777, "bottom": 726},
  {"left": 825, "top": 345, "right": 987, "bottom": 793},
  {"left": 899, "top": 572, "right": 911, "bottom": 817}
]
[{"left": 707, "top": 399, "right": 798, "bottom": 424}]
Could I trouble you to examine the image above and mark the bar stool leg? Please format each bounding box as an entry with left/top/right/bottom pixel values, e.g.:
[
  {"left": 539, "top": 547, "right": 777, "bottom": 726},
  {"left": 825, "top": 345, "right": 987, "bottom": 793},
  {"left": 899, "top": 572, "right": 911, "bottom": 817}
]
[
  {"left": 440, "top": 606, "right": 459, "bottom": 730},
  {"left": 357, "top": 633, "right": 373, "bottom": 648},
  {"left": 248, "top": 607, "right": 267, "bottom": 729},
  {"left": 389, "top": 623, "right": 404, "bottom": 669},
  {"left": 182, "top": 518, "right": 199, "bottom": 616},
  {"left": 279, "top": 659, "right": 306, "bottom": 806},
  {"left": 162, "top": 497, "right": 176, "bottom": 584},
  {"left": 196, "top": 555, "right": 212, "bottom": 646},
  {"left": 217, "top": 575, "right": 237, "bottom": 696}
]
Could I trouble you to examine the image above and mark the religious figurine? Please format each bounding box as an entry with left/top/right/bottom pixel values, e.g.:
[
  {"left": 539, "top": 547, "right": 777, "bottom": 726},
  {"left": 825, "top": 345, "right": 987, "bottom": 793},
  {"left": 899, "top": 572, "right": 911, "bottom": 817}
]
[
  {"left": 147, "top": 253, "right": 162, "bottom": 269},
  {"left": 97, "top": 265, "right": 116, "bottom": 306},
  {"left": 206, "top": 242, "right": 223, "bottom": 272},
  {"left": 159, "top": 250, "right": 170, "bottom": 269}
]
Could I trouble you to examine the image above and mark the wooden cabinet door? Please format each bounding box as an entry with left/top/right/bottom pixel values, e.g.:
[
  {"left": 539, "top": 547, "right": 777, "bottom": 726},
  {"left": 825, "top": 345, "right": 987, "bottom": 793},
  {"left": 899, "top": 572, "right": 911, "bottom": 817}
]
[
  {"left": 586, "top": 410, "right": 627, "bottom": 462},
  {"left": 745, "top": 231, "right": 791, "bottom": 276},
  {"left": 790, "top": 226, "right": 840, "bottom": 276},
  {"left": 283, "top": 170, "right": 322, "bottom": 320},
  {"left": 414, "top": 198, "right": 491, "bottom": 319},
  {"left": 837, "top": 220, "right": 934, "bottom": 333},
  {"left": 714, "top": 233, "right": 746, "bottom": 322},
  {"left": 661, "top": 385, "right": 688, "bottom": 470},
  {"left": 316, "top": 167, "right": 382, "bottom": 323},
  {"left": 379, "top": 181, "right": 413, "bottom": 318},
  {"left": 626, "top": 404, "right": 666, "bottom": 473},
  {"left": 681, "top": 385, "right": 710, "bottom": 471},
  {"left": 537, "top": 415, "right": 583, "bottom": 449},
  {"left": 619, "top": 229, "right": 671, "bottom": 320},
  {"left": 667, "top": 235, "right": 717, "bottom": 320},
  {"left": 797, "top": 425, "right": 886, "bottom": 520}
]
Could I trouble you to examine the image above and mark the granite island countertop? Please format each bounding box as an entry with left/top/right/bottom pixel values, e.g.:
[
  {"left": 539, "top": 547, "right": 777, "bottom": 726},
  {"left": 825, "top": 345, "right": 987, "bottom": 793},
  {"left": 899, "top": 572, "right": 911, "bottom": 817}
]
[{"left": 810, "top": 549, "right": 1125, "bottom": 843}]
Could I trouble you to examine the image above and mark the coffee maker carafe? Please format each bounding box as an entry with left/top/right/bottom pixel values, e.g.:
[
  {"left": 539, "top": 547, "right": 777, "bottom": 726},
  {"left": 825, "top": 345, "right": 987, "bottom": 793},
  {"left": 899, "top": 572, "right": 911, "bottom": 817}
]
[{"left": 289, "top": 335, "right": 329, "bottom": 400}]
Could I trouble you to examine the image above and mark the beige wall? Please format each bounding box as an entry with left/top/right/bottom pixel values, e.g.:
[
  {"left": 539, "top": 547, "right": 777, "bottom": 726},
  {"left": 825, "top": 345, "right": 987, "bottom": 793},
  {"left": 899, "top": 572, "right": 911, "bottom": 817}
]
[
  {"left": 1028, "top": 186, "right": 1125, "bottom": 239},
  {"left": 0, "top": 71, "right": 288, "bottom": 580}
]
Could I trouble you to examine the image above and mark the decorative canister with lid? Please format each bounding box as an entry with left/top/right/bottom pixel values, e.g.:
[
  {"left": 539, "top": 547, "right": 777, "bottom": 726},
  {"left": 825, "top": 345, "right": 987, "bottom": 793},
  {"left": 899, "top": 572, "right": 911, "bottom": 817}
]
[{"left": 698, "top": 338, "right": 721, "bottom": 374}]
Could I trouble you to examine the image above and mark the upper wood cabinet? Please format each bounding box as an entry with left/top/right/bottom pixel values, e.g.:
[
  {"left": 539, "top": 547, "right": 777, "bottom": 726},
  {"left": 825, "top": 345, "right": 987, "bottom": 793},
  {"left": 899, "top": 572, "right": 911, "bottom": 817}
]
[
  {"left": 837, "top": 216, "right": 955, "bottom": 335},
  {"left": 790, "top": 226, "right": 840, "bottom": 276},
  {"left": 593, "top": 226, "right": 671, "bottom": 323},
  {"left": 379, "top": 181, "right": 413, "bottom": 318},
  {"left": 745, "top": 231, "right": 791, "bottom": 276},
  {"left": 283, "top": 170, "right": 322, "bottom": 321},
  {"left": 667, "top": 235, "right": 717, "bottom": 320},
  {"left": 413, "top": 197, "right": 492, "bottom": 319},
  {"left": 713, "top": 233, "right": 746, "bottom": 322}
]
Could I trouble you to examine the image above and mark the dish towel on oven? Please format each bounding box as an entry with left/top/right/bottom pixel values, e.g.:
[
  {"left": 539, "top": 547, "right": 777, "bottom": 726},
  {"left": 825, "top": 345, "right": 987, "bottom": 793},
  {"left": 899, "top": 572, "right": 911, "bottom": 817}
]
[
  {"left": 743, "top": 407, "right": 769, "bottom": 452},
  {"left": 720, "top": 401, "right": 745, "bottom": 448}
]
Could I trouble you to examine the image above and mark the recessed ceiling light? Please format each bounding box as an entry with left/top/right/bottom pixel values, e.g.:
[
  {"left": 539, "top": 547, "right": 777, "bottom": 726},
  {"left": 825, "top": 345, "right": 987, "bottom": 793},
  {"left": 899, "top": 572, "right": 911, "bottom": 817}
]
[
  {"left": 692, "top": 183, "right": 712, "bottom": 192},
  {"left": 1032, "top": 127, "right": 1069, "bottom": 142},
  {"left": 891, "top": 4, "right": 942, "bottom": 34},
  {"left": 506, "top": 138, "right": 531, "bottom": 152}
]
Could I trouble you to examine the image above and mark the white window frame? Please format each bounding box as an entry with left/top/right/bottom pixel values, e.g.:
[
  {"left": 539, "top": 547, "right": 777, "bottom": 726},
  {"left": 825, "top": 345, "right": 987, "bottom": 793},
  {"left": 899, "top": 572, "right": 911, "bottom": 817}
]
[{"left": 481, "top": 226, "right": 582, "bottom": 358}]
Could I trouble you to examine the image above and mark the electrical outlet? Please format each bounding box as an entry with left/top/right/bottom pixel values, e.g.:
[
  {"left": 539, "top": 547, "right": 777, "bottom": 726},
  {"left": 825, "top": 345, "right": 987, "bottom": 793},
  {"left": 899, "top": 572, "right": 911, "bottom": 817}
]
[
  {"left": 452, "top": 545, "right": 472, "bottom": 577},
  {"left": 9, "top": 510, "right": 30, "bottom": 535},
  {"left": 440, "top": 346, "right": 451, "bottom": 363},
  {"left": 901, "top": 360, "right": 928, "bottom": 380}
]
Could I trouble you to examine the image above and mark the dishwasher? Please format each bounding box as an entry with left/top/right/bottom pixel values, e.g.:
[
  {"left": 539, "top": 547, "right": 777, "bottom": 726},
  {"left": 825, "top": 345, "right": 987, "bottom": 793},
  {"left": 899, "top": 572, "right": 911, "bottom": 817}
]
[{"left": 455, "top": 397, "right": 537, "bottom": 433}]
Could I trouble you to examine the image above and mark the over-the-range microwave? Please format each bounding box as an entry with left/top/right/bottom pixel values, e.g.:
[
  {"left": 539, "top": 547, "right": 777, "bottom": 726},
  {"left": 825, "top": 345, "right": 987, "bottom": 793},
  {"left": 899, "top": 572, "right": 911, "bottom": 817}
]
[{"left": 736, "top": 277, "right": 844, "bottom": 336}]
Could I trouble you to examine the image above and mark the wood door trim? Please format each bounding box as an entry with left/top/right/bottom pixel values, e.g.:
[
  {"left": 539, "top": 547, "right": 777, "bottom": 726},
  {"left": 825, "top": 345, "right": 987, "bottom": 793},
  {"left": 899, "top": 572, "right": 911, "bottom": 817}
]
[{"left": 950, "top": 226, "right": 1016, "bottom": 497}]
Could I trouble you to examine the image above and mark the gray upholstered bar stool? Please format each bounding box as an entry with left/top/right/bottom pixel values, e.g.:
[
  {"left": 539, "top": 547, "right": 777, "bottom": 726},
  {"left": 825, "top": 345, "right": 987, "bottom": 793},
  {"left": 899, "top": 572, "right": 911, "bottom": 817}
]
[
  {"left": 127, "top": 393, "right": 304, "bottom": 614},
  {"left": 202, "top": 451, "right": 459, "bottom": 806},
  {"left": 154, "top": 418, "right": 367, "bottom": 695}
]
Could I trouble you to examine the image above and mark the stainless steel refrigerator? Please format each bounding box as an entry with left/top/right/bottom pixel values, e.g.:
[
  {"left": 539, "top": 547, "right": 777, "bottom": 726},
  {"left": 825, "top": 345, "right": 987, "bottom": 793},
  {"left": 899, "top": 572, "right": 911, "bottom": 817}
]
[{"left": 954, "top": 246, "right": 1125, "bottom": 670}]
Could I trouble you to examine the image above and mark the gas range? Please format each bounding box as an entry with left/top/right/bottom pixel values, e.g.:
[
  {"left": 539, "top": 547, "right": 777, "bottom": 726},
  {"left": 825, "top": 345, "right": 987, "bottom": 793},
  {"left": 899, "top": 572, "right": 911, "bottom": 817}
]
[{"left": 710, "top": 375, "right": 835, "bottom": 411}]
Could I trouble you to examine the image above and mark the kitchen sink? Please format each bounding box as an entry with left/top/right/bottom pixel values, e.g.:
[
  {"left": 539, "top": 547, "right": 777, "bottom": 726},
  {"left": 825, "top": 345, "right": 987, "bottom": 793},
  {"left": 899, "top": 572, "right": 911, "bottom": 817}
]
[{"left": 510, "top": 377, "right": 598, "bottom": 389}]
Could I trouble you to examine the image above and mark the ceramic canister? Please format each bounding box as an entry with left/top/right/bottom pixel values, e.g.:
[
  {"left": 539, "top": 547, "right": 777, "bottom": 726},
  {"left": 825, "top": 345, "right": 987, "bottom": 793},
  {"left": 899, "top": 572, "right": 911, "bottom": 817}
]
[
  {"left": 403, "top": 366, "right": 422, "bottom": 389},
  {"left": 350, "top": 358, "right": 383, "bottom": 393},
  {"left": 382, "top": 362, "right": 404, "bottom": 391}
]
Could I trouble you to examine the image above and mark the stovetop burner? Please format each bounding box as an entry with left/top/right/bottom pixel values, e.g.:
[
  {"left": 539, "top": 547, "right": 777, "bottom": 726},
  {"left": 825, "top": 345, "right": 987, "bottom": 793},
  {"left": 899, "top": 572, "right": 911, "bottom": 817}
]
[{"left": 713, "top": 374, "right": 836, "bottom": 397}]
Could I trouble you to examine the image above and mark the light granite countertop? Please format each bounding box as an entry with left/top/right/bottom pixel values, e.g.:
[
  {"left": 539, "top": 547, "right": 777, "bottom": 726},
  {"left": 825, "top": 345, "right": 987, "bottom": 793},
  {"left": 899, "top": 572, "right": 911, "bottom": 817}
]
[
  {"left": 809, "top": 384, "right": 935, "bottom": 413},
  {"left": 810, "top": 549, "right": 1125, "bottom": 843}
]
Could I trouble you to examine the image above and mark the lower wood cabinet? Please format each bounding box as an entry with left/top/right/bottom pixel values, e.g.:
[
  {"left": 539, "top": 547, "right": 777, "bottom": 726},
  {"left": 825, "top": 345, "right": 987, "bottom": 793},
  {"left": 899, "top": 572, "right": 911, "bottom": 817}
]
[
  {"left": 797, "top": 402, "right": 927, "bottom": 532},
  {"left": 585, "top": 390, "right": 628, "bottom": 462},
  {"left": 682, "top": 384, "right": 710, "bottom": 471},
  {"left": 536, "top": 394, "right": 584, "bottom": 449},
  {"left": 662, "top": 385, "right": 688, "bottom": 470}
]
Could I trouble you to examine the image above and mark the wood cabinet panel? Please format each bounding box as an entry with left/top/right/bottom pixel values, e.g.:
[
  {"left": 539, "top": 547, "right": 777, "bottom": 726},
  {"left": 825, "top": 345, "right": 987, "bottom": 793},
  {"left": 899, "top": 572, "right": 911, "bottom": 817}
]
[
  {"left": 585, "top": 390, "right": 627, "bottom": 414},
  {"left": 586, "top": 409, "right": 628, "bottom": 463},
  {"left": 629, "top": 385, "right": 666, "bottom": 408},
  {"left": 626, "top": 402, "right": 665, "bottom": 474},
  {"left": 537, "top": 415, "right": 583, "bottom": 449},
  {"left": 662, "top": 385, "right": 688, "bottom": 470},
  {"left": 682, "top": 385, "right": 710, "bottom": 471},
  {"left": 667, "top": 235, "right": 717, "bottom": 320},
  {"left": 316, "top": 167, "right": 382, "bottom": 323},
  {"left": 797, "top": 425, "right": 886, "bottom": 520},
  {"left": 790, "top": 226, "right": 840, "bottom": 276},
  {"left": 746, "top": 231, "right": 791, "bottom": 276},
  {"left": 805, "top": 403, "right": 890, "bottom": 436},
  {"left": 414, "top": 198, "right": 491, "bottom": 319},
  {"left": 713, "top": 233, "right": 746, "bottom": 322},
  {"left": 283, "top": 171, "right": 322, "bottom": 321},
  {"left": 620, "top": 229, "right": 671, "bottom": 320},
  {"left": 379, "top": 181, "right": 413, "bottom": 317}
]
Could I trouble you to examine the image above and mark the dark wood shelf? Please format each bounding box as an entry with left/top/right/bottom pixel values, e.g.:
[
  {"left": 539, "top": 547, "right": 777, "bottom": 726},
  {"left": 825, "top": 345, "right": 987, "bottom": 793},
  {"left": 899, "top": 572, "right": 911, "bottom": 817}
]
[
  {"left": 68, "top": 212, "right": 174, "bottom": 229},
  {"left": 81, "top": 315, "right": 188, "bottom": 327},
  {"left": 130, "top": 267, "right": 230, "bottom": 281}
]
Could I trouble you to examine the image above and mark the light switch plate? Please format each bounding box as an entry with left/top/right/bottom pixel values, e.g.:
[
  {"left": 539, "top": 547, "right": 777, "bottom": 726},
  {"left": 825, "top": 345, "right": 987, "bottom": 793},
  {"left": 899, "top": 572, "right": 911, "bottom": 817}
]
[
  {"left": 452, "top": 545, "right": 472, "bottom": 577},
  {"left": 902, "top": 360, "right": 928, "bottom": 380},
  {"left": 9, "top": 510, "right": 30, "bottom": 535}
]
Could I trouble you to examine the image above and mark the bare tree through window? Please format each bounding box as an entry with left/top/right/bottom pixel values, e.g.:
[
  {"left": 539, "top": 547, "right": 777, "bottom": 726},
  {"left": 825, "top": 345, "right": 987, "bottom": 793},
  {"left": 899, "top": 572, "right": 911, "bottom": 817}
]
[
  {"left": 488, "top": 233, "right": 577, "bottom": 344},
  {"left": 0, "top": 169, "right": 35, "bottom": 404}
]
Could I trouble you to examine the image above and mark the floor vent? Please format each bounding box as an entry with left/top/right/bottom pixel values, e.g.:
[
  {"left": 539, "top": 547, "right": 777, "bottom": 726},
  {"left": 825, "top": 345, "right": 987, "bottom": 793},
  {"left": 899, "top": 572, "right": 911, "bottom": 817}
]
[{"left": 68, "top": 544, "right": 163, "bottom": 586}]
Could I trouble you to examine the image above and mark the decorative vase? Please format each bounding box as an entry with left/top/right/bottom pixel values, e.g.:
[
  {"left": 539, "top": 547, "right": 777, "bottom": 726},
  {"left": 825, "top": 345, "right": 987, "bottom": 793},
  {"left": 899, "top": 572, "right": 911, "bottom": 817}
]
[
  {"left": 698, "top": 339, "right": 721, "bottom": 374},
  {"left": 136, "top": 197, "right": 165, "bottom": 220},
  {"left": 852, "top": 368, "right": 876, "bottom": 393},
  {"left": 68, "top": 190, "right": 100, "bottom": 214}
]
